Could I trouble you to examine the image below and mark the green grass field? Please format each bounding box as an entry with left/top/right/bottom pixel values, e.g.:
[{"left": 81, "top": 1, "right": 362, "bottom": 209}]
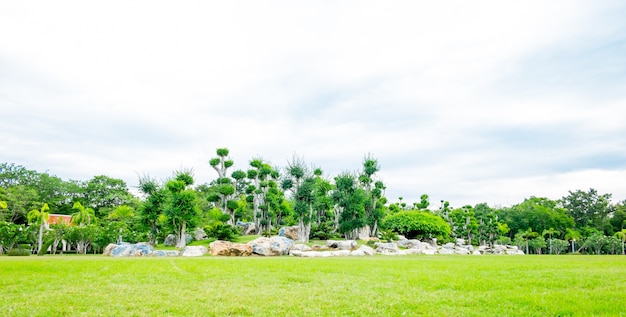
[{"left": 1, "top": 255, "right": 625, "bottom": 316}]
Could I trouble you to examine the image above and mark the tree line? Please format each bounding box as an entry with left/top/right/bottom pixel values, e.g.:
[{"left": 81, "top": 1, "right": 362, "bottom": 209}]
[{"left": 1, "top": 149, "right": 625, "bottom": 255}]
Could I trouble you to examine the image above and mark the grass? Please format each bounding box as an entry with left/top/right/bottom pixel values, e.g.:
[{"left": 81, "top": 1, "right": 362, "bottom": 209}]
[{"left": 1, "top": 255, "right": 625, "bottom": 316}]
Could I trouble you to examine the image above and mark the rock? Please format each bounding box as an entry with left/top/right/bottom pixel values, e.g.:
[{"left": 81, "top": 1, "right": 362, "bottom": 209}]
[
  {"left": 397, "top": 239, "right": 423, "bottom": 249},
  {"left": 455, "top": 248, "right": 470, "bottom": 255},
  {"left": 237, "top": 221, "right": 257, "bottom": 235},
  {"left": 455, "top": 238, "right": 466, "bottom": 246},
  {"left": 209, "top": 240, "right": 253, "bottom": 256},
  {"left": 442, "top": 242, "right": 455, "bottom": 249},
  {"left": 150, "top": 250, "right": 180, "bottom": 257},
  {"left": 103, "top": 243, "right": 117, "bottom": 256},
  {"left": 185, "top": 234, "right": 193, "bottom": 244},
  {"left": 330, "top": 250, "right": 351, "bottom": 256},
  {"left": 193, "top": 228, "right": 208, "bottom": 241},
  {"left": 422, "top": 249, "right": 437, "bottom": 255},
  {"left": 248, "top": 236, "right": 294, "bottom": 256},
  {"left": 350, "top": 249, "right": 365, "bottom": 256},
  {"left": 472, "top": 250, "right": 482, "bottom": 255},
  {"left": 291, "top": 244, "right": 312, "bottom": 252},
  {"left": 181, "top": 246, "right": 208, "bottom": 257},
  {"left": 358, "top": 245, "right": 376, "bottom": 256},
  {"left": 105, "top": 242, "right": 153, "bottom": 257},
  {"left": 164, "top": 234, "right": 177, "bottom": 246},
  {"left": 326, "top": 240, "right": 357, "bottom": 250},
  {"left": 438, "top": 247, "right": 455, "bottom": 255},
  {"left": 396, "top": 235, "right": 407, "bottom": 240},
  {"left": 375, "top": 242, "right": 400, "bottom": 255},
  {"left": 278, "top": 226, "right": 299, "bottom": 240},
  {"left": 311, "top": 244, "right": 329, "bottom": 251}
]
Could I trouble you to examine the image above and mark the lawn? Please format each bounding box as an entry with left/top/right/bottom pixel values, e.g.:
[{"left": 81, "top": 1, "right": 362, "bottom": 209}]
[{"left": 1, "top": 255, "right": 625, "bottom": 316}]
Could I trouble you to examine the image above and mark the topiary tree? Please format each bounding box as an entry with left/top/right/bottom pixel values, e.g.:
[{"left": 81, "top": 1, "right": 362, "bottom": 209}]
[{"left": 165, "top": 170, "right": 199, "bottom": 248}]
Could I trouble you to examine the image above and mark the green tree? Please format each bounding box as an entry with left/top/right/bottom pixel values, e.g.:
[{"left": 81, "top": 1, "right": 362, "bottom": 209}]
[
  {"left": 71, "top": 202, "right": 95, "bottom": 226},
  {"left": 333, "top": 172, "right": 367, "bottom": 240},
  {"left": 138, "top": 175, "right": 167, "bottom": 246},
  {"left": 614, "top": 229, "right": 626, "bottom": 255},
  {"left": 108, "top": 205, "right": 135, "bottom": 243},
  {"left": 542, "top": 228, "right": 560, "bottom": 254},
  {"left": 27, "top": 203, "right": 50, "bottom": 254},
  {"left": 164, "top": 171, "right": 199, "bottom": 248},
  {"left": 81, "top": 175, "right": 133, "bottom": 218},
  {"left": 449, "top": 206, "right": 479, "bottom": 245},
  {"left": 564, "top": 228, "right": 582, "bottom": 253},
  {"left": 561, "top": 188, "right": 612, "bottom": 233}
]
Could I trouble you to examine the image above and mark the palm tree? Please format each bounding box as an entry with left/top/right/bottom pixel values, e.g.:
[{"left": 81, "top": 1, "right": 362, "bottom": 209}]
[
  {"left": 27, "top": 203, "right": 50, "bottom": 254},
  {"left": 108, "top": 205, "right": 135, "bottom": 243},
  {"left": 542, "top": 228, "right": 560, "bottom": 254},
  {"left": 615, "top": 229, "right": 626, "bottom": 255},
  {"left": 565, "top": 228, "right": 582, "bottom": 253},
  {"left": 71, "top": 202, "right": 94, "bottom": 226}
]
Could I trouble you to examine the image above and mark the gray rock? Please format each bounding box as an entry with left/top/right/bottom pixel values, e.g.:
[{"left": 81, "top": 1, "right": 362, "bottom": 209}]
[
  {"left": 375, "top": 242, "right": 400, "bottom": 255},
  {"left": 358, "top": 245, "right": 376, "bottom": 256},
  {"left": 442, "top": 242, "right": 455, "bottom": 249},
  {"left": 438, "top": 247, "right": 455, "bottom": 255},
  {"left": 291, "top": 244, "right": 312, "bottom": 252},
  {"left": 164, "top": 234, "right": 177, "bottom": 246},
  {"left": 237, "top": 221, "right": 256, "bottom": 235},
  {"left": 278, "top": 226, "right": 299, "bottom": 240},
  {"left": 397, "top": 239, "right": 422, "bottom": 249},
  {"left": 455, "top": 248, "right": 470, "bottom": 255},
  {"left": 247, "top": 236, "right": 294, "bottom": 256},
  {"left": 106, "top": 242, "right": 154, "bottom": 257},
  {"left": 181, "top": 246, "right": 208, "bottom": 257},
  {"left": 150, "top": 250, "right": 180, "bottom": 257},
  {"left": 193, "top": 228, "right": 208, "bottom": 241},
  {"left": 326, "top": 240, "right": 357, "bottom": 250}
]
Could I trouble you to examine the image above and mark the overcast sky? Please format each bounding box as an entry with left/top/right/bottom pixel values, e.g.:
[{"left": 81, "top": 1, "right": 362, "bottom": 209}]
[{"left": 2, "top": 1, "right": 625, "bottom": 209}]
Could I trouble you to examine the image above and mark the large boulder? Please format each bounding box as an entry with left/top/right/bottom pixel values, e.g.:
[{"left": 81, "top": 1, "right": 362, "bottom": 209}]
[
  {"left": 248, "top": 236, "right": 294, "bottom": 256},
  {"left": 357, "top": 245, "right": 376, "bottom": 256},
  {"left": 326, "top": 240, "right": 357, "bottom": 250},
  {"left": 193, "top": 228, "right": 208, "bottom": 241},
  {"left": 163, "top": 234, "right": 177, "bottom": 246},
  {"left": 237, "top": 221, "right": 257, "bottom": 235},
  {"left": 104, "top": 242, "right": 154, "bottom": 257},
  {"left": 181, "top": 246, "right": 208, "bottom": 257},
  {"left": 209, "top": 240, "right": 253, "bottom": 256},
  {"left": 375, "top": 242, "right": 400, "bottom": 255},
  {"left": 278, "top": 226, "right": 299, "bottom": 240},
  {"left": 291, "top": 244, "right": 312, "bottom": 252}
]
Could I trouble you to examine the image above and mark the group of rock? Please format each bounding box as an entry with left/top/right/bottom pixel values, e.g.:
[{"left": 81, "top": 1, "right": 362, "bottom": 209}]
[{"left": 103, "top": 226, "right": 524, "bottom": 257}]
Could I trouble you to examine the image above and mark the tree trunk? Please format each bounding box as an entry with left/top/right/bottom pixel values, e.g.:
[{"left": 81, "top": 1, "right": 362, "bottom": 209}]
[
  {"left": 37, "top": 223, "right": 44, "bottom": 254},
  {"left": 176, "top": 222, "right": 187, "bottom": 248},
  {"left": 297, "top": 217, "right": 307, "bottom": 242}
]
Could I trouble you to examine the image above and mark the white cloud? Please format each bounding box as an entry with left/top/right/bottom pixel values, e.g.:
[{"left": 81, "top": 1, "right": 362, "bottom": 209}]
[{"left": 1, "top": 1, "right": 625, "bottom": 207}]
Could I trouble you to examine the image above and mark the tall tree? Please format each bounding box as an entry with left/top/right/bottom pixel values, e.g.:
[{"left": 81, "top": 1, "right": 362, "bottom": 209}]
[
  {"left": 27, "top": 203, "right": 50, "bottom": 254},
  {"left": 164, "top": 170, "right": 199, "bottom": 248},
  {"left": 71, "top": 202, "right": 95, "bottom": 226},
  {"left": 358, "top": 155, "right": 385, "bottom": 238},
  {"left": 561, "top": 188, "right": 612, "bottom": 233},
  {"left": 138, "top": 175, "right": 166, "bottom": 246},
  {"left": 333, "top": 172, "right": 367, "bottom": 240}
]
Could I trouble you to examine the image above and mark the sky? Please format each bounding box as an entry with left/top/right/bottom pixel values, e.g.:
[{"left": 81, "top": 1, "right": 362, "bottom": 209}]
[{"left": 1, "top": 1, "right": 626, "bottom": 209}]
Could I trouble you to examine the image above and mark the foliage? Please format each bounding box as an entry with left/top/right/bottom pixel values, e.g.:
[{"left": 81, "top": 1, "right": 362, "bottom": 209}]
[
  {"left": 561, "top": 188, "right": 612, "bottom": 233},
  {"left": 383, "top": 210, "right": 450, "bottom": 239},
  {"left": 309, "top": 221, "right": 340, "bottom": 240},
  {"left": 204, "top": 222, "right": 240, "bottom": 241}
]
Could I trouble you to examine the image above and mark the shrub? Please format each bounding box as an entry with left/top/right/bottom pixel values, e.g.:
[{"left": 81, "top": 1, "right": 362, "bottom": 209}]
[
  {"left": 310, "top": 222, "right": 340, "bottom": 240},
  {"left": 204, "top": 223, "right": 240, "bottom": 242},
  {"left": 383, "top": 210, "right": 450, "bottom": 240},
  {"left": 8, "top": 244, "right": 30, "bottom": 256}
]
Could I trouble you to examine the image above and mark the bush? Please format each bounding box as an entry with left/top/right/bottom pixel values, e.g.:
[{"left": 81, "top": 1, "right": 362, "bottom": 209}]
[
  {"left": 379, "top": 230, "right": 397, "bottom": 242},
  {"left": 383, "top": 210, "right": 450, "bottom": 240},
  {"left": 8, "top": 244, "right": 30, "bottom": 256},
  {"left": 204, "top": 223, "right": 240, "bottom": 242},
  {"left": 310, "top": 222, "right": 340, "bottom": 240}
]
